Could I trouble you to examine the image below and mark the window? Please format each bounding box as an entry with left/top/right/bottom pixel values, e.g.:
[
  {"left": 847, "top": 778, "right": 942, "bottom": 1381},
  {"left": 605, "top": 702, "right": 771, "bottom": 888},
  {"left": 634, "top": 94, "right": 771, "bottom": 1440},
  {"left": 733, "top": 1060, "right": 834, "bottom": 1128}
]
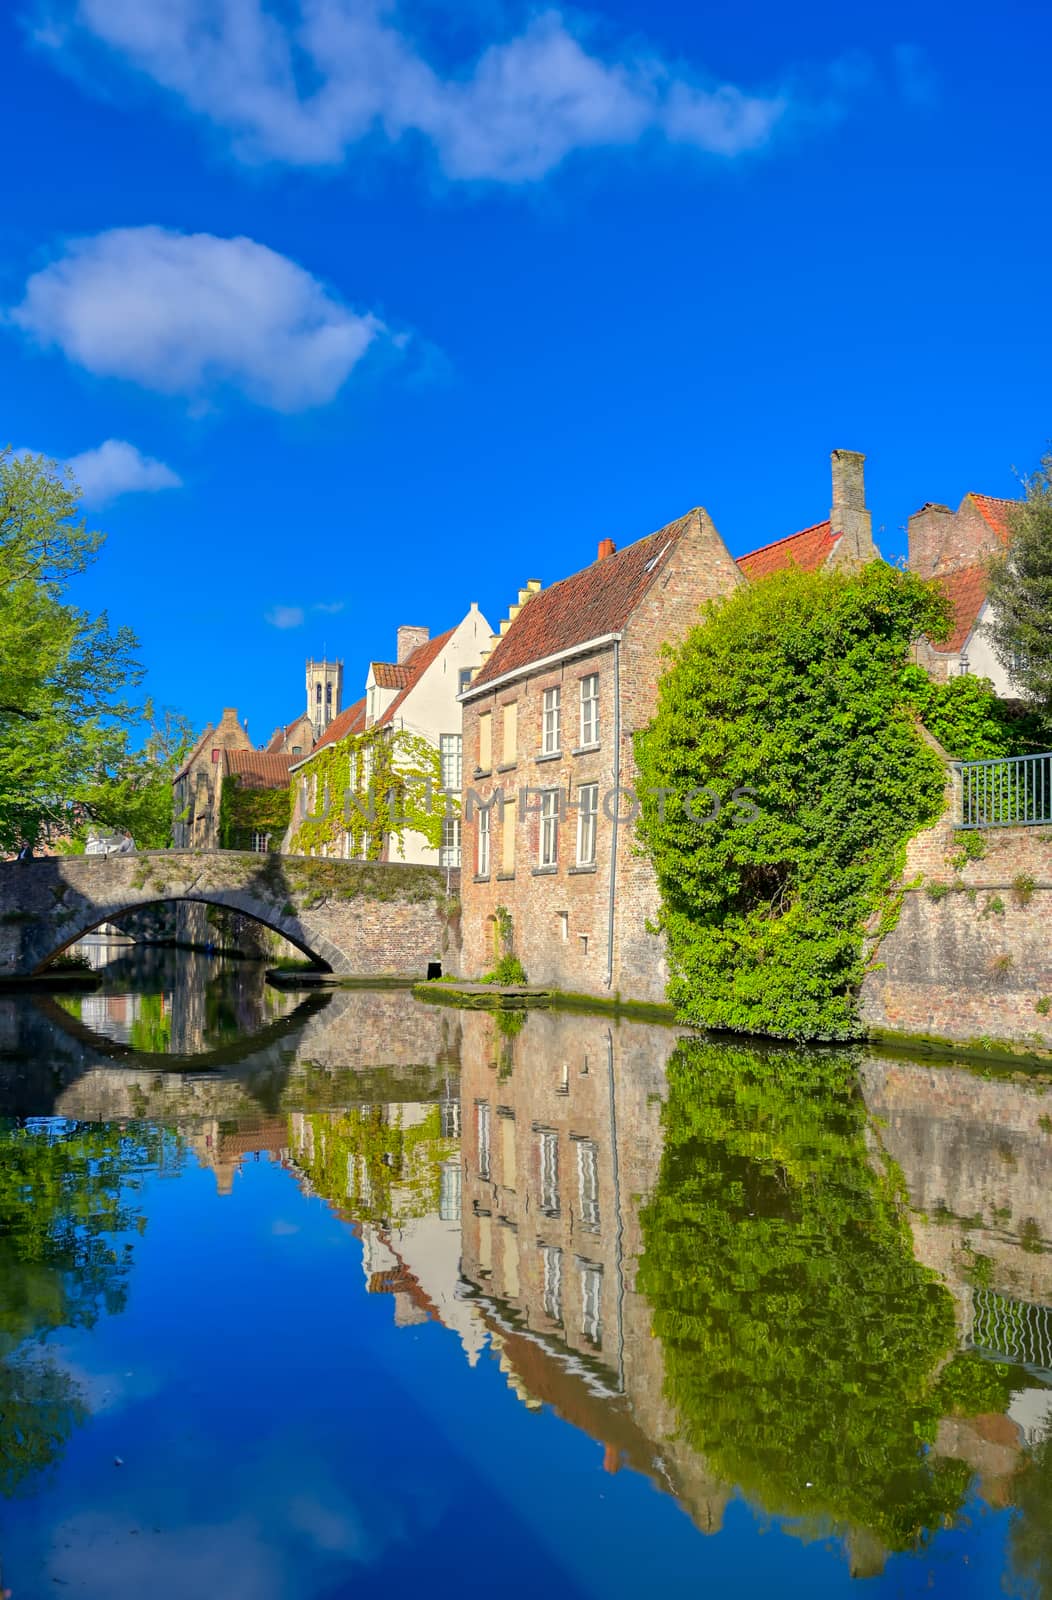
[
  {"left": 500, "top": 794, "right": 516, "bottom": 874},
  {"left": 476, "top": 1100, "right": 491, "bottom": 1180},
  {"left": 502, "top": 701, "right": 518, "bottom": 765},
  {"left": 576, "top": 784, "right": 598, "bottom": 866},
  {"left": 291, "top": 745, "right": 301, "bottom": 756},
  {"left": 477, "top": 805, "right": 491, "bottom": 877},
  {"left": 211, "top": 748, "right": 220, "bottom": 763},
  {"left": 541, "top": 1245, "right": 563, "bottom": 1324},
  {"left": 440, "top": 733, "right": 463, "bottom": 793},
  {"left": 540, "top": 790, "right": 559, "bottom": 868},
  {"left": 579, "top": 674, "right": 599, "bottom": 746},
  {"left": 579, "top": 1261, "right": 603, "bottom": 1346},
  {"left": 478, "top": 712, "right": 492, "bottom": 772},
  {"left": 576, "top": 1138, "right": 600, "bottom": 1232},
  {"left": 458, "top": 666, "right": 474, "bottom": 694},
  {"left": 439, "top": 816, "right": 461, "bottom": 867},
  {"left": 538, "top": 1128, "right": 560, "bottom": 1216},
  {"left": 252, "top": 831, "right": 271, "bottom": 853},
  {"left": 325, "top": 682, "right": 332, "bottom": 703},
  {"left": 542, "top": 687, "right": 561, "bottom": 753},
  {"left": 439, "top": 1160, "right": 462, "bottom": 1223},
  {"left": 316, "top": 683, "right": 322, "bottom": 703}
]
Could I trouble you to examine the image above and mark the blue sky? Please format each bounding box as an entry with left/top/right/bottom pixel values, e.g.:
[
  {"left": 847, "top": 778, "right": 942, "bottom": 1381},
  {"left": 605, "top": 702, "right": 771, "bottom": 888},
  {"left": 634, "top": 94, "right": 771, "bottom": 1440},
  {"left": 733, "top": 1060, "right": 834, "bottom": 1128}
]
[{"left": 2, "top": 0, "right": 1049, "bottom": 741}]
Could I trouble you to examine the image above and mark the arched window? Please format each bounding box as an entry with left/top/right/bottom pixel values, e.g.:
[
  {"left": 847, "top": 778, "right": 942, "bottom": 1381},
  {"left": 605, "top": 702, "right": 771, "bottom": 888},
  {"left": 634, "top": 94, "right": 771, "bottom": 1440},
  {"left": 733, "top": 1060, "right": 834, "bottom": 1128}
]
[{"left": 316, "top": 683, "right": 322, "bottom": 702}]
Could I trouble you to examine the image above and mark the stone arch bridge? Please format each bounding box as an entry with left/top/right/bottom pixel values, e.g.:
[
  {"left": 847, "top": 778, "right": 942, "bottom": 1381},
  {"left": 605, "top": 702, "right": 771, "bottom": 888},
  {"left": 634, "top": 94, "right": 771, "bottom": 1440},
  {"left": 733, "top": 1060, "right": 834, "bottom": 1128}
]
[{"left": 0, "top": 850, "right": 460, "bottom": 978}]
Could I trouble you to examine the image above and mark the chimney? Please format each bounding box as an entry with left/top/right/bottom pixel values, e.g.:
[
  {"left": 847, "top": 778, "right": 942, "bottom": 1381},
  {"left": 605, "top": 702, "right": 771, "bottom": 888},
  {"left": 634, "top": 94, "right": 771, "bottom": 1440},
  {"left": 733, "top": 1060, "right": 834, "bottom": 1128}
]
[
  {"left": 828, "top": 449, "right": 875, "bottom": 568},
  {"left": 907, "top": 503, "right": 955, "bottom": 579},
  {"left": 597, "top": 538, "right": 616, "bottom": 562},
  {"left": 397, "top": 625, "right": 429, "bottom": 664}
]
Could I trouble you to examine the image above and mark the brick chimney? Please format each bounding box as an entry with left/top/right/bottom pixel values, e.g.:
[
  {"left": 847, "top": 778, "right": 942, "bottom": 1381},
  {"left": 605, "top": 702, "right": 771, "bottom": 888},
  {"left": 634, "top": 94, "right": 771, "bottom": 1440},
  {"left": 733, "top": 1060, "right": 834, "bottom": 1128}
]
[
  {"left": 597, "top": 538, "right": 616, "bottom": 562},
  {"left": 829, "top": 449, "right": 876, "bottom": 567},
  {"left": 397, "top": 625, "right": 429, "bottom": 664},
  {"left": 907, "top": 503, "right": 955, "bottom": 579}
]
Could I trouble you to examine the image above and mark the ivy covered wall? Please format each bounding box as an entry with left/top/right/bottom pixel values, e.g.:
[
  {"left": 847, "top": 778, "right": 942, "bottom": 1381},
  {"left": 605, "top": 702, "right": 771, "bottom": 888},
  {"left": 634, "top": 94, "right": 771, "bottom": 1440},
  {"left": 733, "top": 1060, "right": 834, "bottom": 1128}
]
[{"left": 218, "top": 775, "right": 291, "bottom": 852}]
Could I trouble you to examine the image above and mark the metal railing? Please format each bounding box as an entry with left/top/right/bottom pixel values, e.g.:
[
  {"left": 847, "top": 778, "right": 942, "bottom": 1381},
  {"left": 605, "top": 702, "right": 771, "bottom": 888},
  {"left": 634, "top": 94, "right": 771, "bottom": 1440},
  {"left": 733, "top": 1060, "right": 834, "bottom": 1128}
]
[
  {"left": 955, "top": 751, "right": 1052, "bottom": 829},
  {"left": 971, "top": 1287, "right": 1052, "bottom": 1375}
]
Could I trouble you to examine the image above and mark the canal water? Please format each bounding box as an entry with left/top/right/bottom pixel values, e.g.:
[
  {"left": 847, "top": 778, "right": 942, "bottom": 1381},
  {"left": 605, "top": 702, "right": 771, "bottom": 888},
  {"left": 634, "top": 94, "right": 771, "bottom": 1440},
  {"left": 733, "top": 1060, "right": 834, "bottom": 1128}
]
[{"left": 1, "top": 944, "right": 1050, "bottom": 1598}]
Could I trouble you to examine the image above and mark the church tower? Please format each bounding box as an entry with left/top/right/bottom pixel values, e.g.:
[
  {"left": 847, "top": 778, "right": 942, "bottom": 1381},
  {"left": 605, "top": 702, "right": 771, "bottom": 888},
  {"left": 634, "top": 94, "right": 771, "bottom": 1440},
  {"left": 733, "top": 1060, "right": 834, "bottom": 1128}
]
[{"left": 306, "top": 658, "right": 343, "bottom": 739}]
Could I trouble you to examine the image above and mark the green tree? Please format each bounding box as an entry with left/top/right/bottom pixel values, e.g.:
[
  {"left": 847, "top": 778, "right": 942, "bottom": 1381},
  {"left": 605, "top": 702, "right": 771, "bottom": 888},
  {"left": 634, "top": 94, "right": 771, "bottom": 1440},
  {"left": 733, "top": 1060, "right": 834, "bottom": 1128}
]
[
  {"left": 901, "top": 666, "right": 1045, "bottom": 759},
  {"left": 635, "top": 563, "right": 952, "bottom": 1039},
  {"left": 986, "top": 455, "right": 1052, "bottom": 716},
  {"left": 80, "top": 701, "right": 196, "bottom": 851},
  {"left": 0, "top": 1119, "right": 178, "bottom": 1495},
  {"left": 636, "top": 1040, "right": 969, "bottom": 1560},
  {"left": 0, "top": 449, "right": 188, "bottom": 851}
]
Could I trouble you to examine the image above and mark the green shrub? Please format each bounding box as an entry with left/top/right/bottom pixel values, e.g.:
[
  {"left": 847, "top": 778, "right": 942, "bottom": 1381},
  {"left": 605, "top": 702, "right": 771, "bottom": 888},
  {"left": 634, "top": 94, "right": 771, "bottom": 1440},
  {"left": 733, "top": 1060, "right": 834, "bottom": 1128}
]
[
  {"left": 481, "top": 954, "right": 528, "bottom": 986},
  {"left": 1013, "top": 872, "right": 1036, "bottom": 907},
  {"left": 925, "top": 880, "right": 952, "bottom": 901},
  {"left": 635, "top": 564, "right": 950, "bottom": 1039}
]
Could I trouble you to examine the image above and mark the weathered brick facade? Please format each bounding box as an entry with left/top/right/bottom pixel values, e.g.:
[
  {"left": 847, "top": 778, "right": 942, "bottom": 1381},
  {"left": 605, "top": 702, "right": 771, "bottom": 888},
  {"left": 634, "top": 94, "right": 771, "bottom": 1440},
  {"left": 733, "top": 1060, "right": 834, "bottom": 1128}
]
[{"left": 459, "top": 509, "right": 742, "bottom": 1002}]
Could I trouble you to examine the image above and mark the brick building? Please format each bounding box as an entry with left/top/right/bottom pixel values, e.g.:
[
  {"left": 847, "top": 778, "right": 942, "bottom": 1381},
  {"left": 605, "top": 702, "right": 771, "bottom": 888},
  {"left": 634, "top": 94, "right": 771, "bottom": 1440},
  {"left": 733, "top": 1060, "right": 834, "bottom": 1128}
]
[
  {"left": 458, "top": 450, "right": 877, "bottom": 1003},
  {"left": 907, "top": 492, "right": 1023, "bottom": 692},
  {"left": 286, "top": 606, "right": 493, "bottom": 865}
]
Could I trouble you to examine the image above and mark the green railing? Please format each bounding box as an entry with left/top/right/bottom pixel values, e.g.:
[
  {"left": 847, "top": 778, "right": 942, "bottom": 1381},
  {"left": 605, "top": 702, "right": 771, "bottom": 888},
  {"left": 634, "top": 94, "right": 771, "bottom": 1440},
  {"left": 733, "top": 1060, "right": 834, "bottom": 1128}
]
[{"left": 955, "top": 752, "right": 1052, "bottom": 829}]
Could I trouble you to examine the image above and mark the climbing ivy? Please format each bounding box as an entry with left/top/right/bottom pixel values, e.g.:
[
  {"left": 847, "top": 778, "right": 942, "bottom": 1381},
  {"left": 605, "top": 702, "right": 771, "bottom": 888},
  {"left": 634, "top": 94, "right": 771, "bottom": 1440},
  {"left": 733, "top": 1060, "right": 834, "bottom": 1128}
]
[
  {"left": 218, "top": 774, "right": 291, "bottom": 851},
  {"left": 635, "top": 564, "right": 952, "bottom": 1040},
  {"left": 289, "top": 726, "right": 453, "bottom": 859},
  {"left": 289, "top": 1104, "right": 457, "bottom": 1227},
  {"left": 636, "top": 1038, "right": 969, "bottom": 1558}
]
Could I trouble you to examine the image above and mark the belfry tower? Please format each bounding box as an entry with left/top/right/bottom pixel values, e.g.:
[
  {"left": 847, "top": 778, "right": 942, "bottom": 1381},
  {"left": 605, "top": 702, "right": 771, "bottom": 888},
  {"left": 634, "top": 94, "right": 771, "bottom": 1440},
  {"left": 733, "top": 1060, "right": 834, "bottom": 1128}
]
[{"left": 306, "top": 658, "right": 343, "bottom": 739}]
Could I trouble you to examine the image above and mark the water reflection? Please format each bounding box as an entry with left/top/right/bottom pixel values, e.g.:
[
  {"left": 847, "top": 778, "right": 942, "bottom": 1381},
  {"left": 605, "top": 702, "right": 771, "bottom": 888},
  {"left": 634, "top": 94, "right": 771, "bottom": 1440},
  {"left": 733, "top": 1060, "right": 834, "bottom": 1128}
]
[
  {"left": 56, "top": 940, "right": 304, "bottom": 1054},
  {"left": 0, "top": 972, "right": 1051, "bottom": 1596}
]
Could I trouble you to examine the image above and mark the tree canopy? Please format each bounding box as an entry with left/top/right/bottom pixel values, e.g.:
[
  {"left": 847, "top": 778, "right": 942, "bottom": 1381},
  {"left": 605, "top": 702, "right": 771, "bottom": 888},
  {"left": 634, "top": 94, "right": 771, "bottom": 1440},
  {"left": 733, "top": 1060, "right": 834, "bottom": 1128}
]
[
  {"left": 986, "top": 453, "right": 1052, "bottom": 716},
  {"left": 635, "top": 563, "right": 952, "bottom": 1039},
  {"left": 0, "top": 448, "right": 190, "bottom": 851}
]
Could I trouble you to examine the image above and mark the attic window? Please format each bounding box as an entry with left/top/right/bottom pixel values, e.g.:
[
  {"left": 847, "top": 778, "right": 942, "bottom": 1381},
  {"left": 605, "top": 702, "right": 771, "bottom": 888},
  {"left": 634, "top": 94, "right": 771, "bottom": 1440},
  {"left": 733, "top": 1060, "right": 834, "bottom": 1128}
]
[{"left": 643, "top": 541, "right": 671, "bottom": 574}]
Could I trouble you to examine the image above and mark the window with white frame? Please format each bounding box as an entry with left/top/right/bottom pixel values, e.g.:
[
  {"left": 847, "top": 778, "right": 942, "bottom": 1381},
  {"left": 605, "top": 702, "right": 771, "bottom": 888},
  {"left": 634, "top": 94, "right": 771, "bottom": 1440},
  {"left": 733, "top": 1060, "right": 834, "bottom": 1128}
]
[
  {"left": 477, "top": 805, "right": 491, "bottom": 876},
  {"left": 538, "top": 1128, "right": 560, "bottom": 1216},
  {"left": 578, "top": 1260, "right": 603, "bottom": 1346},
  {"left": 440, "top": 733, "right": 462, "bottom": 793},
  {"left": 439, "top": 1159, "right": 462, "bottom": 1222},
  {"left": 579, "top": 674, "right": 599, "bottom": 746},
  {"left": 541, "top": 1244, "right": 563, "bottom": 1324},
  {"left": 476, "top": 1100, "right": 491, "bottom": 1180},
  {"left": 252, "top": 831, "right": 271, "bottom": 853},
  {"left": 576, "top": 784, "right": 598, "bottom": 866},
  {"left": 542, "top": 687, "right": 561, "bottom": 753},
  {"left": 439, "top": 815, "right": 461, "bottom": 867},
  {"left": 575, "top": 1137, "right": 600, "bottom": 1232},
  {"left": 540, "top": 790, "right": 559, "bottom": 868}
]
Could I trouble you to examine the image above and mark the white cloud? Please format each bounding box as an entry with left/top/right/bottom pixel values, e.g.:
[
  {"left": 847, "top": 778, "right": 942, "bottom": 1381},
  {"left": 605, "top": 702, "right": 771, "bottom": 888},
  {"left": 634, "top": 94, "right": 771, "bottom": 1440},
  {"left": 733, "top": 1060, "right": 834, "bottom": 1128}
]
[
  {"left": 9, "top": 226, "right": 384, "bottom": 411},
  {"left": 64, "top": 438, "right": 182, "bottom": 504},
  {"left": 266, "top": 604, "right": 305, "bottom": 629},
  {"left": 30, "top": 1, "right": 824, "bottom": 182},
  {"left": 313, "top": 600, "right": 344, "bottom": 614}
]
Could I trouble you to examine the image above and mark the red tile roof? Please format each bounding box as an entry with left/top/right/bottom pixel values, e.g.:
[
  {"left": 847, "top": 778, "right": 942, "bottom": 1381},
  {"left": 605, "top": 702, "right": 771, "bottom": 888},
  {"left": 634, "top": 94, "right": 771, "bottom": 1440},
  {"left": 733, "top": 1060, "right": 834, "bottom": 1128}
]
[
  {"left": 221, "top": 749, "right": 297, "bottom": 788},
  {"left": 372, "top": 661, "right": 411, "bottom": 690},
  {"left": 735, "top": 520, "right": 839, "bottom": 581},
  {"left": 968, "top": 493, "right": 1017, "bottom": 544},
  {"left": 469, "top": 513, "right": 696, "bottom": 690},
  {"left": 297, "top": 697, "right": 367, "bottom": 763},
  {"left": 378, "top": 629, "right": 456, "bottom": 725},
  {"left": 929, "top": 562, "right": 990, "bottom": 653}
]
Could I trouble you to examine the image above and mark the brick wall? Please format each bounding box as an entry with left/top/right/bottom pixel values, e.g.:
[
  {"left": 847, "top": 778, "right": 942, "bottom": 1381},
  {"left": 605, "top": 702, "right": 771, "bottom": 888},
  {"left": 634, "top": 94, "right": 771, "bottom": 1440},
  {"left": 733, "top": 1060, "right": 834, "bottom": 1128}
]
[
  {"left": 861, "top": 805, "right": 1052, "bottom": 1049},
  {"left": 460, "top": 509, "right": 741, "bottom": 1002}
]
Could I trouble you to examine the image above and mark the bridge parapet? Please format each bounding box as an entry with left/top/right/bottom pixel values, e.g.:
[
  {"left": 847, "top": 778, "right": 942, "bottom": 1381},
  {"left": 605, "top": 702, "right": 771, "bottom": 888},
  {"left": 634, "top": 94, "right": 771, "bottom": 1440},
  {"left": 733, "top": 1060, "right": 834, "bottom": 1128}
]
[{"left": 0, "top": 850, "right": 461, "bottom": 979}]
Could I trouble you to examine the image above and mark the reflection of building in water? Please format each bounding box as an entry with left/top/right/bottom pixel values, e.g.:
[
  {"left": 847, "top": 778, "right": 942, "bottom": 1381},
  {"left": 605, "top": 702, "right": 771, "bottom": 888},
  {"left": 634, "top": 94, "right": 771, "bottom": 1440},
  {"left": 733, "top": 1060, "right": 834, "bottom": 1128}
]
[
  {"left": 187, "top": 1117, "right": 291, "bottom": 1196},
  {"left": 458, "top": 1008, "right": 731, "bottom": 1534},
  {"left": 285, "top": 1097, "right": 485, "bottom": 1363},
  {"left": 863, "top": 1055, "right": 1052, "bottom": 1506}
]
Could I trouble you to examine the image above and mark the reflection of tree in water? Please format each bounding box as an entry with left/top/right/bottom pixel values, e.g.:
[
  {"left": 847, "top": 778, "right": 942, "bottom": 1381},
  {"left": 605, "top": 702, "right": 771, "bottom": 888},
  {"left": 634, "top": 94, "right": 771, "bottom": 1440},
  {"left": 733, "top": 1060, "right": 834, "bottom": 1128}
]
[
  {"left": 0, "top": 1119, "right": 179, "bottom": 1495},
  {"left": 636, "top": 1041, "right": 973, "bottom": 1564},
  {"left": 1011, "top": 1430, "right": 1052, "bottom": 1599},
  {"left": 291, "top": 1106, "right": 458, "bottom": 1228}
]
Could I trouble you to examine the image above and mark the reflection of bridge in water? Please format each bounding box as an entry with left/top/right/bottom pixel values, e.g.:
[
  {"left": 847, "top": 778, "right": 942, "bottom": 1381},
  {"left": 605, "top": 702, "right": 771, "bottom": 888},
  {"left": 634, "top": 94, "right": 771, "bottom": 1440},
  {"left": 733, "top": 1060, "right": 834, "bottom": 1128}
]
[{"left": 4, "top": 980, "right": 1052, "bottom": 1576}]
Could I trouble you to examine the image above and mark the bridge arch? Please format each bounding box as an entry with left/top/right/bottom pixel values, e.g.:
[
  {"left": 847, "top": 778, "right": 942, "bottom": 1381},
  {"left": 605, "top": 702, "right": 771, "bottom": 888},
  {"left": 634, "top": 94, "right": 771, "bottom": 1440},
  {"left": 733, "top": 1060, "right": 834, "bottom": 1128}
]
[{"left": 0, "top": 851, "right": 459, "bottom": 981}]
